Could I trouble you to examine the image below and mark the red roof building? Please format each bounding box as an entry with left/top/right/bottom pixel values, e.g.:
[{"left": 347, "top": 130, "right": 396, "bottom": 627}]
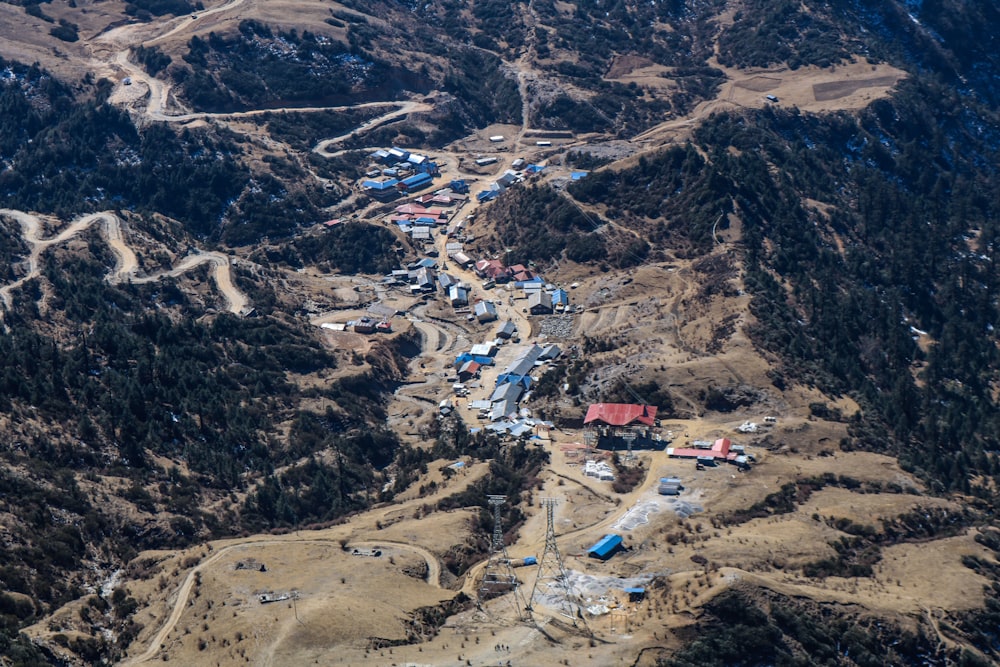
[
  {"left": 666, "top": 438, "right": 737, "bottom": 461},
  {"left": 475, "top": 259, "right": 510, "bottom": 281},
  {"left": 584, "top": 403, "right": 658, "bottom": 427},
  {"left": 396, "top": 204, "right": 444, "bottom": 217}
]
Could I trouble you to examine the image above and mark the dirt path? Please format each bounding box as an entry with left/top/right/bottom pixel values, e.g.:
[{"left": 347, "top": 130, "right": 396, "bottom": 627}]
[
  {"left": 0, "top": 209, "right": 249, "bottom": 315},
  {"left": 146, "top": 0, "right": 248, "bottom": 46},
  {"left": 132, "top": 251, "right": 248, "bottom": 314},
  {"left": 312, "top": 101, "right": 434, "bottom": 156},
  {"left": 513, "top": 0, "right": 538, "bottom": 145},
  {"left": 0, "top": 210, "right": 128, "bottom": 310}
]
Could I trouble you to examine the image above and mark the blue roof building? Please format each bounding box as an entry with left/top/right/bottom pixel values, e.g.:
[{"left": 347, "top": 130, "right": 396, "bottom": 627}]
[
  {"left": 362, "top": 178, "right": 399, "bottom": 191},
  {"left": 399, "top": 172, "right": 433, "bottom": 191},
  {"left": 455, "top": 353, "right": 495, "bottom": 367},
  {"left": 552, "top": 288, "right": 569, "bottom": 308},
  {"left": 450, "top": 179, "right": 469, "bottom": 194},
  {"left": 515, "top": 277, "right": 544, "bottom": 288},
  {"left": 496, "top": 373, "right": 532, "bottom": 389},
  {"left": 587, "top": 534, "right": 623, "bottom": 560}
]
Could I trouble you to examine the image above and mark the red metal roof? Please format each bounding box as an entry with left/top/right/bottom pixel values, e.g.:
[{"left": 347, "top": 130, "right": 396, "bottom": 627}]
[
  {"left": 584, "top": 403, "right": 658, "bottom": 427},
  {"left": 667, "top": 447, "right": 738, "bottom": 461}
]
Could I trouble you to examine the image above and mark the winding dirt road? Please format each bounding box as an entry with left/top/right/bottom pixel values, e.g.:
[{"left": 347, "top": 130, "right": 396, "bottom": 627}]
[
  {"left": 312, "top": 101, "right": 434, "bottom": 156},
  {"left": 0, "top": 209, "right": 248, "bottom": 314}
]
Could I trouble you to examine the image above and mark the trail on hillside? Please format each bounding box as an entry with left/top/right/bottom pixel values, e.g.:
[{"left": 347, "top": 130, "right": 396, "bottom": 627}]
[{"left": 0, "top": 209, "right": 249, "bottom": 315}]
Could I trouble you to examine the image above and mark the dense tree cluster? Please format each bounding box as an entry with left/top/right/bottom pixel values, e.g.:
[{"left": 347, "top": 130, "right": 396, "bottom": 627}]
[
  {"left": 0, "top": 246, "right": 411, "bottom": 652},
  {"left": 132, "top": 45, "right": 172, "bottom": 76},
  {"left": 0, "top": 59, "right": 249, "bottom": 238},
  {"left": 568, "top": 144, "right": 730, "bottom": 254},
  {"left": 661, "top": 587, "right": 960, "bottom": 666},
  {"left": 293, "top": 222, "right": 403, "bottom": 275},
  {"left": 179, "top": 21, "right": 420, "bottom": 112},
  {"left": 483, "top": 184, "right": 601, "bottom": 265},
  {"left": 687, "top": 77, "right": 1000, "bottom": 497},
  {"left": 717, "top": 0, "right": 849, "bottom": 69},
  {"left": 434, "top": 47, "right": 522, "bottom": 141},
  {"left": 125, "top": 0, "right": 199, "bottom": 20}
]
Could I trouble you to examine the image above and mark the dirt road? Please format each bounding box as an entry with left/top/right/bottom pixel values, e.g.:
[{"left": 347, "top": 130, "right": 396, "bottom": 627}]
[
  {"left": 0, "top": 209, "right": 249, "bottom": 315},
  {"left": 131, "top": 250, "right": 248, "bottom": 314}
]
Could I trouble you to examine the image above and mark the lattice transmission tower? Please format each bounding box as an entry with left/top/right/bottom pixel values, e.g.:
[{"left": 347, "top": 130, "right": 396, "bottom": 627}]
[
  {"left": 527, "top": 498, "right": 578, "bottom": 620},
  {"left": 478, "top": 495, "right": 526, "bottom": 620}
]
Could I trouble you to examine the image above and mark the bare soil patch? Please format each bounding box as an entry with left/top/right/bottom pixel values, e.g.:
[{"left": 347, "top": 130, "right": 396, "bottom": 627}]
[
  {"left": 813, "top": 74, "right": 904, "bottom": 101},
  {"left": 733, "top": 75, "right": 782, "bottom": 92},
  {"left": 606, "top": 55, "right": 656, "bottom": 79}
]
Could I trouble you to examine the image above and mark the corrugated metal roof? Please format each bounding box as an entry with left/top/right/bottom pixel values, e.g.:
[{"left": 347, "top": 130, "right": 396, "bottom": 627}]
[
  {"left": 496, "top": 321, "right": 517, "bottom": 337},
  {"left": 584, "top": 403, "right": 658, "bottom": 427},
  {"left": 401, "top": 172, "right": 433, "bottom": 187},
  {"left": 363, "top": 179, "right": 398, "bottom": 190},
  {"left": 490, "top": 382, "right": 523, "bottom": 403},
  {"left": 503, "top": 345, "right": 543, "bottom": 377},
  {"left": 490, "top": 399, "right": 517, "bottom": 421},
  {"left": 587, "top": 534, "right": 623, "bottom": 559}
]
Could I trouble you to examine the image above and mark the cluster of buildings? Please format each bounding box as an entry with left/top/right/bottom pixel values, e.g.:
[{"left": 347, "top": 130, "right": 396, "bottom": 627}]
[
  {"left": 361, "top": 147, "right": 441, "bottom": 199},
  {"left": 472, "top": 259, "right": 572, "bottom": 315},
  {"left": 389, "top": 196, "right": 468, "bottom": 246},
  {"left": 475, "top": 163, "right": 546, "bottom": 203},
  {"left": 455, "top": 341, "right": 562, "bottom": 438},
  {"left": 666, "top": 437, "right": 751, "bottom": 469}
]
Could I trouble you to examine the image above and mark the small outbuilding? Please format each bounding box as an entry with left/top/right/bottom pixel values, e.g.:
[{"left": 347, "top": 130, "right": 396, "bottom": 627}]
[
  {"left": 587, "top": 534, "right": 623, "bottom": 560},
  {"left": 496, "top": 321, "right": 517, "bottom": 339},
  {"left": 625, "top": 587, "right": 645, "bottom": 602},
  {"left": 475, "top": 300, "right": 498, "bottom": 323}
]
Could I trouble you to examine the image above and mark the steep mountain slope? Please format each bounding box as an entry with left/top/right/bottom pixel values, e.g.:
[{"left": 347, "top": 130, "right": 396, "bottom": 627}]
[{"left": 0, "top": 0, "right": 998, "bottom": 664}]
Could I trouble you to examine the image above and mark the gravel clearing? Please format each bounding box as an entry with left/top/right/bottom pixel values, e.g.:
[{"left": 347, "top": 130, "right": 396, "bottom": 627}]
[{"left": 538, "top": 315, "right": 574, "bottom": 338}]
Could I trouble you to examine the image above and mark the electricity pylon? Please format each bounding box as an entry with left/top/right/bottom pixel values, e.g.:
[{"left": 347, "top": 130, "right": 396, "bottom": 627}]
[
  {"left": 527, "top": 498, "right": 578, "bottom": 620},
  {"left": 478, "top": 495, "right": 526, "bottom": 620}
]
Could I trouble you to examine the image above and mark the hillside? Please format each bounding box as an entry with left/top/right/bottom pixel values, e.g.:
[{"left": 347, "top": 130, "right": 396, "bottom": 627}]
[{"left": 0, "top": 0, "right": 998, "bottom": 665}]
